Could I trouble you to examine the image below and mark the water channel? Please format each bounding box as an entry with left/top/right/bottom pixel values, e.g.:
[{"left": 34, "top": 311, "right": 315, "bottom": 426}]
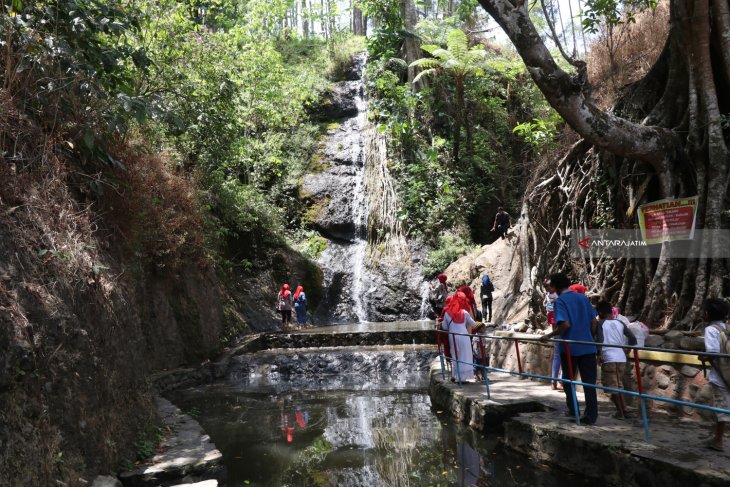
[{"left": 167, "top": 325, "right": 587, "bottom": 487}]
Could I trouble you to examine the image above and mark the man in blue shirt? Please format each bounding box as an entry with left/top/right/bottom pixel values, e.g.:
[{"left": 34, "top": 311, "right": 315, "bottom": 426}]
[{"left": 540, "top": 272, "right": 599, "bottom": 424}]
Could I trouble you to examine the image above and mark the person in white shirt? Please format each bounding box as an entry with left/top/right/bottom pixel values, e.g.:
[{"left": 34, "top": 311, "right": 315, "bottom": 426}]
[
  {"left": 702, "top": 298, "right": 730, "bottom": 451},
  {"left": 595, "top": 301, "right": 636, "bottom": 420}
]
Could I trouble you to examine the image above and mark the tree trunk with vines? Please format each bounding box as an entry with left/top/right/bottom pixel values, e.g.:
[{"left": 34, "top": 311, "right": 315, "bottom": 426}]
[{"left": 478, "top": 0, "right": 730, "bottom": 328}]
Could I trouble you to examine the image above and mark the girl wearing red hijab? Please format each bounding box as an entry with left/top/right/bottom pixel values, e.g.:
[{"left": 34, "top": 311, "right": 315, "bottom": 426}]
[
  {"left": 293, "top": 286, "right": 307, "bottom": 326},
  {"left": 457, "top": 285, "right": 478, "bottom": 318},
  {"left": 443, "top": 291, "right": 476, "bottom": 383},
  {"left": 276, "top": 284, "right": 294, "bottom": 330}
]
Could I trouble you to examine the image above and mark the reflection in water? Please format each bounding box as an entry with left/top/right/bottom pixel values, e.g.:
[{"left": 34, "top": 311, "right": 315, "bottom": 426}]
[{"left": 167, "top": 378, "right": 587, "bottom": 487}]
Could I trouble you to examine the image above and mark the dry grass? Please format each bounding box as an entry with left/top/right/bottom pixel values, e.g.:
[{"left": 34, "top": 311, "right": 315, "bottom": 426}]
[
  {"left": 102, "top": 141, "right": 208, "bottom": 268},
  {"left": 586, "top": 1, "right": 670, "bottom": 108},
  {"left": 0, "top": 87, "right": 209, "bottom": 484}
]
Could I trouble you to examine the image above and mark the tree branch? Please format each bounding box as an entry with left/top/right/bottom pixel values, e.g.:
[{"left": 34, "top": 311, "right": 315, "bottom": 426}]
[{"left": 477, "top": 0, "right": 678, "bottom": 186}]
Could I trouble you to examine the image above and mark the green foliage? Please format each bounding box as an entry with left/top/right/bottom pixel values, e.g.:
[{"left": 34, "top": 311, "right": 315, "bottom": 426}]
[
  {"left": 281, "top": 436, "right": 334, "bottom": 486},
  {"left": 423, "top": 233, "right": 476, "bottom": 277},
  {"left": 582, "top": 0, "right": 658, "bottom": 33},
  {"left": 299, "top": 232, "right": 329, "bottom": 260},
  {"left": 360, "top": 0, "right": 403, "bottom": 60},
  {"left": 411, "top": 29, "right": 487, "bottom": 85},
  {"left": 368, "top": 22, "right": 553, "bottom": 244},
  {"left": 512, "top": 112, "right": 563, "bottom": 153}
]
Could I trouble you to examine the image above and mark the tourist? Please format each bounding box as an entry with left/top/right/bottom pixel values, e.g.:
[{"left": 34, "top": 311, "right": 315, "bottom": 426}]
[
  {"left": 293, "top": 285, "right": 307, "bottom": 326},
  {"left": 276, "top": 284, "right": 294, "bottom": 330},
  {"left": 627, "top": 317, "right": 650, "bottom": 347},
  {"left": 540, "top": 272, "right": 599, "bottom": 425},
  {"left": 431, "top": 273, "right": 449, "bottom": 317},
  {"left": 490, "top": 207, "right": 511, "bottom": 239},
  {"left": 472, "top": 322, "right": 489, "bottom": 380},
  {"left": 611, "top": 306, "right": 631, "bottom": 328},
  {"left": 595, "top": 301, "right": 636, "bottom": 420},
  {"left": 544, "top": 280, "right": 561, "bottom": 390},
  {"left": 457, "top": 284, "right": 478, "bottom": 319},
  {"left": 444, "top": 291, "right": 476, "bottom": 383},
  {"left": 702, "top": 298, "right": 730, "bottom": 451},
  {"left": 480, "top": 275, "right": 494, "bottom": 322}
]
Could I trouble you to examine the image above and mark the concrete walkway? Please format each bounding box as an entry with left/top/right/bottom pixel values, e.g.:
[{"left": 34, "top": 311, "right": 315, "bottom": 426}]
[
  {"left": 119, "top": 397, "right": 223, "bottom": 487},
  {"left": 430, "top": 362, "right": 730, "bottom": 486}
]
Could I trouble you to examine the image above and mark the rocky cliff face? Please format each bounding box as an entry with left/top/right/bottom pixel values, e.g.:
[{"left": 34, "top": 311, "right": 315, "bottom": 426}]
[
  {"left": 0, "top": 140, "right": 247, "bottom": 485},
  {"left": 301, "top": 53, "right": 426, "bottom": 324}
]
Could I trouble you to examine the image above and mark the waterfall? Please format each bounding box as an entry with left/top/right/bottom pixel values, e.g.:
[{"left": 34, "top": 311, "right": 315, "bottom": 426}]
[
  {"left": 305, "top": 53, "right": 371, "bottom": 324},
  {"left": 304, "top": 53, "right": 431, "bottom": 324}
]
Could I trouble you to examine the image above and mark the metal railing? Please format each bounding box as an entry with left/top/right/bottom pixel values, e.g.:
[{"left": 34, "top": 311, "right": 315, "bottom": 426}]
[{"left": 434, "top": 328, "right": 730, "bottom": 442}]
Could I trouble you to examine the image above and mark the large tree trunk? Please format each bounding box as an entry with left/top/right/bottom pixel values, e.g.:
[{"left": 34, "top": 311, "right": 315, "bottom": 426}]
[
  {"left": 353, "top": 5, "right": 365, "bottom": 35},
  {"left": 302, "top": 0, "right": 309, "bottom": 37},
  {"left": 400, "top": 0, "right": 421, "bottom": 83},
  {"left": 478, "top": 0, "right": 730, "bottom": 327},
  {"left": 454, "top": 77, "right": 464, "bottom": 164}
]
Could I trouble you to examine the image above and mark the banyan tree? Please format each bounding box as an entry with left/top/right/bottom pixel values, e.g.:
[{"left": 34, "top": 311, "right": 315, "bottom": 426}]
[{"left": 478, "top": 0, "right": 729, "bottom": 327}]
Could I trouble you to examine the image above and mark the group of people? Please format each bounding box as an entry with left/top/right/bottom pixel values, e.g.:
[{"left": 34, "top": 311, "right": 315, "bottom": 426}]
[
  {"left": 541, "top": 272, "right": 730, "bottom": 447},
  {"left": 431, "top": 273, "right": 496, "bottom": 384},
  {"left": 434, "top": 269, "right": 730, "bottom": 449},
  {"left": 276, "top": 284, "right": 308, "bottom": 329},
  {"left": 430, "top": 274, "right": 495, "bottom": 323}
]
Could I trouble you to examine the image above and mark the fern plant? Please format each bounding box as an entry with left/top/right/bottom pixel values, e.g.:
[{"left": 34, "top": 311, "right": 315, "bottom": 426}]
[{"left": 409, "top": 29, "right": 487, "bottom": 163}]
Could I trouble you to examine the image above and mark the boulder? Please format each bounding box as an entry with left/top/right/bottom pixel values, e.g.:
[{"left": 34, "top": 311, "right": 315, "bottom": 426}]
[
  {"left": 644, "top": 335, "right": 664, "bottom": 348},
  {"left": 679, "top": 336, "right": 705, "bottom": 351},
  {"left": 664, "top": 330, "right": 684, "bottom": 344},
  {"left": 656, "top": 374, "right": 671, "bottom": 389},
  {"left": 643, "top": 365, "right": 656, "bottom": 379},
  {"left": 680, "top": 365, "right": 701, "bottom": 378},
  {"left": 310, "top": 84, "right": 358, "bottom": 120},
  {"left": 91, "top": 476, "right": 122, "bottom": 487}
]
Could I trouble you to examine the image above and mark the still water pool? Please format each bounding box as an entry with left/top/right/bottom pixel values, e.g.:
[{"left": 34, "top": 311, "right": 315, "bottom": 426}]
[{"left": 168, "top": 372, "right": 587, "bottom": 487}]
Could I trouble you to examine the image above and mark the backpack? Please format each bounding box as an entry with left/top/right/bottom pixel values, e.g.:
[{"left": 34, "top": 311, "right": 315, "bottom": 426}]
[
  {"left": 481, "top": 281, "right": 494, "bottom": 294},
  {"left": 708, "top": 324, "right": 730, "bottom": 387},
  {"left": 277, "top": 293, "right": 289, "bottom": 311}
]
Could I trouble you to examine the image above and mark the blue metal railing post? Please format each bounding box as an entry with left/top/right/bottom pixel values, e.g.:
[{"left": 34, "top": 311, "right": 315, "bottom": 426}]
[
  {"left": 479, "top": 338, "right": 491, "bottom": 399},
  {"left": 633, "top": 350, "right": 651, "bottom": 442}
]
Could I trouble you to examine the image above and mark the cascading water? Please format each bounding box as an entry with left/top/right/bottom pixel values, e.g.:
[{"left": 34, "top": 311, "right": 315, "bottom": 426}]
[
  {"left": 303, "top": 53, "right": 430, "bottom": 324},
  {"left": 304, "top": 53, "right": 371, "bottom": 323}
]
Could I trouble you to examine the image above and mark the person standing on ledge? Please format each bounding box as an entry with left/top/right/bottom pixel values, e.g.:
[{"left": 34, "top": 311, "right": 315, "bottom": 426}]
[
  {"left": 490, "top": 207, "right": 511, "bottom": 239},
  {"left": 293, "top": 285, "right": 307, "bottom": 327},
  {"left": 431, "top": 274, "right": 449, "bottom": 318},
  {"left": 540, "top": 272, "right": 599, "bottom": 425},
  {"left": 480, "top": 275, "right": 494, "bottom": 323},
  {"left": 276, "top": 284, "right": 294, "bottom": 331}
]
